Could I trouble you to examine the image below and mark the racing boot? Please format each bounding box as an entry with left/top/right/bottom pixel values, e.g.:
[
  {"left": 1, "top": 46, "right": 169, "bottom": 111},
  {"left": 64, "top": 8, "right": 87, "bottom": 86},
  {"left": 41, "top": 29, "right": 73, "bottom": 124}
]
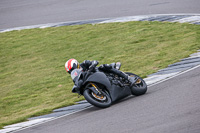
[{"left": 116, "top": 62, "right": 121, "bottom": 70}]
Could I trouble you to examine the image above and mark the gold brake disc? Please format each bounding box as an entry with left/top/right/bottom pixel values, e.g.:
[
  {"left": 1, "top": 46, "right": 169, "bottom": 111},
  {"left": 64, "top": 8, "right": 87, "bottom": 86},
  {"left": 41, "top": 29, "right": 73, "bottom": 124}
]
[
  {"left": 135, "top": 79, "right": 141, "bottom": 84},
  {"left": 92, "top": 92, "right": 106, "bottom": 101},
  {"left": 92, "top": 93, "right": 104, "bottom": 99},
  {"left": 130, "top": 75, "right": 141, "bottom": 84},
  {"left": 90, "top": 83, "right": 107, "bottom": 101}
]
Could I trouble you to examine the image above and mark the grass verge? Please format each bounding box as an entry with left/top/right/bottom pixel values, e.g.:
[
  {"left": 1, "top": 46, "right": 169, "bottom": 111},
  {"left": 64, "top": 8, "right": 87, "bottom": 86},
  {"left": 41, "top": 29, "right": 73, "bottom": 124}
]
[{"left": 0, "top": 21, "right": 200, "bottom": 128}]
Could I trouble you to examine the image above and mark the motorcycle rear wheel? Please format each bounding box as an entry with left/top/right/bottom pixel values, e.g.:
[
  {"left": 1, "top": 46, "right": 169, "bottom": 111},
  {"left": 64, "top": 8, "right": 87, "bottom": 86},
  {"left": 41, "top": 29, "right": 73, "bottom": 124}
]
[
  {"left": 83, "top": 88, "right": 112, "bottom": 108},
  {"left": 126, "top": 72, "right": 147, "bottom": 96}
]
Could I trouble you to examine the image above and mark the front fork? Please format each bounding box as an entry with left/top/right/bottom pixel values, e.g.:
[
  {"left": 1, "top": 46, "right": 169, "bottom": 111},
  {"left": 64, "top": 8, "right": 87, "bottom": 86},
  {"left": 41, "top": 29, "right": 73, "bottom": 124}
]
[{"left": 88, "top": 83, "right": 102, "bottom": 95}]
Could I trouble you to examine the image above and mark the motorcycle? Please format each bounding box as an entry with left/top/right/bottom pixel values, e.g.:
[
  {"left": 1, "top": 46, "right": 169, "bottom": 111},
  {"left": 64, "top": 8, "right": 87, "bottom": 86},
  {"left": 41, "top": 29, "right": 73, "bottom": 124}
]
[{"left": 71, "top": 62, "right": 147, "bottom": 108}]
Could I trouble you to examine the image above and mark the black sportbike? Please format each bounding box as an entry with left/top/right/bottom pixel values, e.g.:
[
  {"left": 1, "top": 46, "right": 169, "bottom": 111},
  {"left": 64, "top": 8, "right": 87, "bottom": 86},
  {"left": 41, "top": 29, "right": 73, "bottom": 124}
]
[{"left": 71, "top": 62, "right": 147, "bottom": 108}]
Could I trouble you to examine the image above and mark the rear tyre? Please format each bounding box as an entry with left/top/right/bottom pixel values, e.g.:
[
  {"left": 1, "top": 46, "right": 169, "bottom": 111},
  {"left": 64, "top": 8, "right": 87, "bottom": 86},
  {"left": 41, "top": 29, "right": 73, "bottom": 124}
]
[
  {"left": 126, "top": 72, "right": 147, "bottom": 96},
  {"left": 83, "top": 88, "right": 112, "bottom": 108}
]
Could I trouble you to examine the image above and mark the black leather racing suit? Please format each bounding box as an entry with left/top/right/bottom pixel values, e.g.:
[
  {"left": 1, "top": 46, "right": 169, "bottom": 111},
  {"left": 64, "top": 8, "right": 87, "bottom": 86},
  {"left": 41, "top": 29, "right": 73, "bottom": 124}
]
[{"left": 80, "top": 60, "right": 129, "bottom": 80}]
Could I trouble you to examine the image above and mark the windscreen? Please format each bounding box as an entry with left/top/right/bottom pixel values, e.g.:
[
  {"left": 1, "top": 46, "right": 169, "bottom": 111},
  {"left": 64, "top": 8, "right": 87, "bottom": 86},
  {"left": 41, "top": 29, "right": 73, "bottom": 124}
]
[{"left": 71, "top": 69, "right": 82, "bottom": 80}]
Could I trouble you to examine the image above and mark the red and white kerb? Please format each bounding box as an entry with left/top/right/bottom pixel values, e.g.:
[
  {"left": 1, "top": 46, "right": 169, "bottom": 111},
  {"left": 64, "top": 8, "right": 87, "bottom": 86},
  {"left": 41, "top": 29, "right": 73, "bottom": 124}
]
[{"left": 65, "top": 59, "right": 78, "bottom": 72}]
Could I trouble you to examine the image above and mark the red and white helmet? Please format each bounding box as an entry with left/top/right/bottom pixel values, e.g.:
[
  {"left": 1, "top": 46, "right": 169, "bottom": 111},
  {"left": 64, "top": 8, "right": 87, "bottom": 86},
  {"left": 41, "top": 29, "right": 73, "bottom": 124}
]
[{"left": 65, "top": 59, "right": 80, "bottom": 74}]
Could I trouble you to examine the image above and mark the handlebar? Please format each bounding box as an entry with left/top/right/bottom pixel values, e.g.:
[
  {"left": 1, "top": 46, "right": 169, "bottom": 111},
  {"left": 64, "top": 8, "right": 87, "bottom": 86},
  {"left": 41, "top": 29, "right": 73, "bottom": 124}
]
[{"left": 88, "top": 60, "right": 99, "bottom": 72}]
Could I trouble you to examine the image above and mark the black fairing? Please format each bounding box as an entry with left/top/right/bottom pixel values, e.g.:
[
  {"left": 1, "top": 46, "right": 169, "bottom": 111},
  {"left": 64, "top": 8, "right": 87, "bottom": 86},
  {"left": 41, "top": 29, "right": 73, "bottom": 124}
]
[
  {"left": 84, "top": 72, "right": 111, "bottom": 91},
  {"left": 110, "top": 85, "right": 131, "bottom": 102},
  {"left": 83, "top": 72, "right": 132, "bottom": 102}
]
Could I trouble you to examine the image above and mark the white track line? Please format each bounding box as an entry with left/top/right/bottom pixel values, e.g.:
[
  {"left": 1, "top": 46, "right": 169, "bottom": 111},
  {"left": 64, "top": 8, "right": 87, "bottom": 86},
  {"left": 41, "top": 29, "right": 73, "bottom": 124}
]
[{"left": 148, "top": 64, "right": 200, "bottom": 87}]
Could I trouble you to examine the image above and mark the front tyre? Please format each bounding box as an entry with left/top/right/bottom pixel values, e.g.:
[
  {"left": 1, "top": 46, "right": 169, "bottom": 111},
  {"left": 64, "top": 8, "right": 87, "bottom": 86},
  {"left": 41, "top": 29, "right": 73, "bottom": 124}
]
[
  {"left": 126, "top": 72, "right": 147, "bottom": 96},
  {"left": 83, "top": 89, "right": 112, "bottom": 108}
]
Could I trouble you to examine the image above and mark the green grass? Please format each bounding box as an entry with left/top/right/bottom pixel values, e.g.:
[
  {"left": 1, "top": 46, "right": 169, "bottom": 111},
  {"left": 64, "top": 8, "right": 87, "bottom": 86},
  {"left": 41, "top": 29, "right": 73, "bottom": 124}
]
[{"left": 0, "top": 21, "right": 200, "bottom": 128}]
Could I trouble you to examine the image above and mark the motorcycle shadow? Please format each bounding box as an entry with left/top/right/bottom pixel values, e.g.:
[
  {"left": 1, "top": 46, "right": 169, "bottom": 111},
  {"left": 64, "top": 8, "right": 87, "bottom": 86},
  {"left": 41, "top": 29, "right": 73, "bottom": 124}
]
[
  {"left": 84, "top": 92, "right": 150, "bottom": 112},
  {"left": 112, "top": 95, "right": 135, "bottom": 106},
  {"left": 85, "top": 95, "right": 136, "bottom": 111}
]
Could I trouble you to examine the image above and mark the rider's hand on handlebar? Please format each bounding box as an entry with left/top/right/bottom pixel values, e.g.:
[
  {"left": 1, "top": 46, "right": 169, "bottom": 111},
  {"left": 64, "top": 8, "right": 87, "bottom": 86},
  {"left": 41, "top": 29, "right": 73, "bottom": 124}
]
[
  {"left": 92, "top": 60, "right": 99, "bottom": 66},
  {"left": 88, "top": 60, "right": 99, "bottom": 72}
]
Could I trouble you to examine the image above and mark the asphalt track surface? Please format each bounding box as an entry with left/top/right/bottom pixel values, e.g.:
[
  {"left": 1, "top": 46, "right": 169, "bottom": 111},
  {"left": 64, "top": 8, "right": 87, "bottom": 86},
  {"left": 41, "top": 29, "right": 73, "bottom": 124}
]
[
  {"left": 1, "top": 0, "right": 200, "bottom": 29},
  {"left": 15, "top": 66, "right": 200, "bottom": 133}
]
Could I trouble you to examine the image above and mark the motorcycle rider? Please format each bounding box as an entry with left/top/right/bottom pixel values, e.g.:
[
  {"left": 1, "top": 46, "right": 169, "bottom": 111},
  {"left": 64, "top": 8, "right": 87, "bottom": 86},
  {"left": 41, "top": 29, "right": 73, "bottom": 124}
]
[{"left": 65, "top": 59, "right": 137, "bottom": 86}]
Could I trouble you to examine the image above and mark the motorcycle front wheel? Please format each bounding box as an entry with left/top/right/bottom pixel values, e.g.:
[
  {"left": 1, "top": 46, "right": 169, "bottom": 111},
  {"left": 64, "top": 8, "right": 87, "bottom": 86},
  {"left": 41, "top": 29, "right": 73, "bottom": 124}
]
[
  {"left": 83, "top": 86, "right": 112, "bottom": 108},
  {"left": 126, "top": 72, "right": 147, "bottom": 96}
]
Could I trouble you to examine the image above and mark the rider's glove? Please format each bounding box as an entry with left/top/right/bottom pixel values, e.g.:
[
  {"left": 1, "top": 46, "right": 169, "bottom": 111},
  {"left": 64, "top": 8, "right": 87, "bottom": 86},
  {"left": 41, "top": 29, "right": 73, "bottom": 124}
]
[
  {"left": 92, "top": 60, "right": 99, "bottom": 66},
  {"left": 89, "top": 60, "right": 99, "bottom": 72}
]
